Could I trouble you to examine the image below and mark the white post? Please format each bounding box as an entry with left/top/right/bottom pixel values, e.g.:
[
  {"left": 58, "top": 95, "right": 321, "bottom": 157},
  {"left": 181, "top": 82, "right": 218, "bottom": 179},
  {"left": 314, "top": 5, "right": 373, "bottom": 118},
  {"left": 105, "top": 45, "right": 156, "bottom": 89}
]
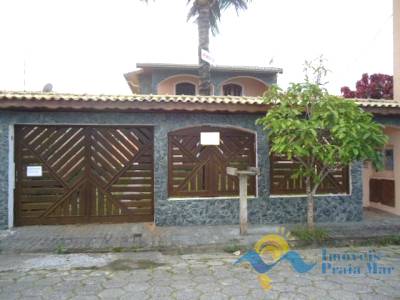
[
  {"left": 239, "top": 174, "right": 248, "bottom": 235},
  {"left": 227, "top": 166, "right": 259, "bottom": 235}
]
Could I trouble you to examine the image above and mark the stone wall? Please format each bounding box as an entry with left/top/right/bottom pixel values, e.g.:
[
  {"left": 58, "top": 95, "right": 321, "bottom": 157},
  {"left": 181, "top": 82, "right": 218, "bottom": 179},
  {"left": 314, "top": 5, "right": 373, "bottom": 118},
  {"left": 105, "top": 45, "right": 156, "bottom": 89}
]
[
  {"left": 0, "top": 110, "right": 363, "bottom": 229},
  {"left": 0, "top": 124, "right": 8, "bottom": 228}
]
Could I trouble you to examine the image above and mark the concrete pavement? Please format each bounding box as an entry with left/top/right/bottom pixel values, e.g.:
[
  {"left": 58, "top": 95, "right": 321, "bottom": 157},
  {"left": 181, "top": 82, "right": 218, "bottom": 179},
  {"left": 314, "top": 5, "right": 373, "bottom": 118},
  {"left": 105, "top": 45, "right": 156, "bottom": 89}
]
[
  {"left": 0, "top": 246, "right": 399, "bottom": 299},
  {"left": 1, "top": 208, "right": 400, "bottom": 254}
]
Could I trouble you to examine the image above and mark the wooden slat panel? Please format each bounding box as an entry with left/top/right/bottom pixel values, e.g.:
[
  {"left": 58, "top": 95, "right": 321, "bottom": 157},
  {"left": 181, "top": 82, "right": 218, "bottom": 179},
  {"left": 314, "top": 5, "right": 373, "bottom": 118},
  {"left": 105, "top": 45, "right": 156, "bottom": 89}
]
[
  {"left": 270, "top": 153, "right": 349, "bottom": 195},
  {"left": 14, "top": 125, "right": 154, "bottom": 226},
  {"left": 168, "top": 126, "right": 256, "bottom": 197}
]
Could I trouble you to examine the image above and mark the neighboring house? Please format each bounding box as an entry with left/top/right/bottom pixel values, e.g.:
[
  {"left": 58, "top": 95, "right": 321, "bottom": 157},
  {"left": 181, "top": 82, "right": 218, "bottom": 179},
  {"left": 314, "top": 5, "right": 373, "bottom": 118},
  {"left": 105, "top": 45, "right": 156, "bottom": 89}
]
[
  {"left": 124, "top": 63, "right": 282, "bottom": 96},
  {"left": 0, "top": 88, "right": 399, "bottom": 229},
  {"left": 362, "top": 1, "right": 400, "bottom": 216},
  {"left": 394, "top": 0, "right": 400, "bottom": 101}
]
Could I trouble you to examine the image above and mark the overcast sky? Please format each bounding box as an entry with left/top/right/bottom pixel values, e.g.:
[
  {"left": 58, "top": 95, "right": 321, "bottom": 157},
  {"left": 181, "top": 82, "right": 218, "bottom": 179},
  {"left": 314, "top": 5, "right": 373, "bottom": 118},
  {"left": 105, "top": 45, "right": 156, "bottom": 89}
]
[{"left": 0, "top": 0, "right": 394, "bottom": 95}]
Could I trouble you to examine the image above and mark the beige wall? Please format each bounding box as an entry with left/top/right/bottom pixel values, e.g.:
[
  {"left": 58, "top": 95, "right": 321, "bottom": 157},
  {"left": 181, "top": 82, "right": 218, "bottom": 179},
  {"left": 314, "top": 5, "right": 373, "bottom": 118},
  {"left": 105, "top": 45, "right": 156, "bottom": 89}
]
[
  {"left": 221, "top": 77, "right": 268, "bottom": 97},
  {"left": 157, "top": 75, "right": 200, "bottom": 95},
  {"left": 363, "top": 126, "right": 400, "bottom": 215},
  {"left": 157, "top": 74, "right": 267, "bottom": 96},
  {"left": 395, "top": 0, "right": 400, "bottom": 100}
]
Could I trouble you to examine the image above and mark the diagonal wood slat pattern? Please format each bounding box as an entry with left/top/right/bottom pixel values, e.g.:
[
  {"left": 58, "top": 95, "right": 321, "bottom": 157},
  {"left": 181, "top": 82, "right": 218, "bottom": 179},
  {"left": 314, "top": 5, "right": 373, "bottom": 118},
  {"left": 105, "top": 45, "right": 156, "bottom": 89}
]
[
  {"left": 168, "top": 126, "right": 256, "bottom": 197},
  {"left": 15, "top": 125, "right": 154, "bottom": 226}
]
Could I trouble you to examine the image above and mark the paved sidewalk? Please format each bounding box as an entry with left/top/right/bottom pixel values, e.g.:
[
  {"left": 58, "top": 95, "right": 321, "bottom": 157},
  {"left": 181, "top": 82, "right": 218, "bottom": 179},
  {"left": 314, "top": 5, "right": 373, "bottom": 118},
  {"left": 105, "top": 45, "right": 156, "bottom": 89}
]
[
  {"left": 1, "top": 208, "right": 400, "bottom": 254},
  {"left": 0, "top": 246, "right": 399, "bottom": 299}
]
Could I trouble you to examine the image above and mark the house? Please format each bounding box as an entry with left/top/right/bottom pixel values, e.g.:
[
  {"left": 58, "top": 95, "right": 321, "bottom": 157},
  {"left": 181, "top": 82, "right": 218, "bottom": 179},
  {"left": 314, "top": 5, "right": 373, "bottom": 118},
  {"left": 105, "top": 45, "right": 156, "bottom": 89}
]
[
  {"left": 395, "top": 0, "right": 400, "bottom": 101},
  {"left": 361, "top": 0, "right": 400, "bottom": 216},
  {"left": 0, "top": 61, "right": 399, "bottom": 229}
]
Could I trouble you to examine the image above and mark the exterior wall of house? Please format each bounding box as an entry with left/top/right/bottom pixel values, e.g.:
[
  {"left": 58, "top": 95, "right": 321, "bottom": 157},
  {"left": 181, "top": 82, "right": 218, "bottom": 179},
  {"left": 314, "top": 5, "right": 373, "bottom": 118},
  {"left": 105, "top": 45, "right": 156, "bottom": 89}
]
[
  {"left": 0, "top": 110, "right": 362, "bottom": 229},
  {"left": 363, "top": 120, "right": 400, "bottom": 215},
  {"left": 139, "top": 69, "right": 277, "bottom": 96},
  {"left": 156, "top": 74, "right": 268, "bottom": 96},
  {"left": 157, "top": 75, "right": 200, "bottom": 95},
  {"left": 394, "top": 0, "right": 400, "bottom": 100},
  {"left": 137, "top": 73, "right": 153, "bottom": 94},
  {"left": 220, "top": 77, "right": 268, "bottom": 96}
]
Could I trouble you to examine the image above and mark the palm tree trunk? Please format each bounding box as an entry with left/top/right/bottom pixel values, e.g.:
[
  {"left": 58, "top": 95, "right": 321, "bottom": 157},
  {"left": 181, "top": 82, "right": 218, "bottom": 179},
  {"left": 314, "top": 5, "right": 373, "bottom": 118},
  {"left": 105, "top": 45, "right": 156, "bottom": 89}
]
[
  {"left": 305, "top": 177, "right": 315, "bottom": 229},
  {"left": 197, "top": 1, "right": 211, "bottom": 95}
]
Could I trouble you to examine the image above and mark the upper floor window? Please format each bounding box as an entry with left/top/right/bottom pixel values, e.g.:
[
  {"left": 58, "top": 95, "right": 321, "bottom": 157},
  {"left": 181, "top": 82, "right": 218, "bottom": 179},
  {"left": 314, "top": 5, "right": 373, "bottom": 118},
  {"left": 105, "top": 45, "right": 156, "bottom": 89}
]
[
  {"left": 223, "top": 83, "right": 242, "bottom": 96},
  {"left": 176, "top": 82, "right": 196, "bottom": 95}
]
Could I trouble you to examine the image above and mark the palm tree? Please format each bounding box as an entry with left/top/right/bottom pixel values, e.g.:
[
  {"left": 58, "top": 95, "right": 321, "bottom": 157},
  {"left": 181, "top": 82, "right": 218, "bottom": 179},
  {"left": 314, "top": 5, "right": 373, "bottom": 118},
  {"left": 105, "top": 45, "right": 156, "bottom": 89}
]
[{"left": 142, "top": 0, "right": 252, "bottom": 95}]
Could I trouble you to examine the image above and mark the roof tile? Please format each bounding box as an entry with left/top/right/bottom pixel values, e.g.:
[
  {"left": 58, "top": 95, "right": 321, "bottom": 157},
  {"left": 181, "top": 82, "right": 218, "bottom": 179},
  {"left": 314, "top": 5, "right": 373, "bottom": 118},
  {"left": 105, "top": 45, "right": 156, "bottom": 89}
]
[{"left": 0, "top": 91, "right": 400, "bottom": 113}]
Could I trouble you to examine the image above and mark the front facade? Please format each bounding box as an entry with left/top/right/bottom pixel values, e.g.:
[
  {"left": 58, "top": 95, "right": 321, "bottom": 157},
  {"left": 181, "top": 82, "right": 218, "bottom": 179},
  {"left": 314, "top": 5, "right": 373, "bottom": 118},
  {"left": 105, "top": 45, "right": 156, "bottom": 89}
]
[
  {"left": 124, "top": 63, "right": 282, "bottom": 96},
  {"left": 394, "top": 0, "right": 400, "bottom": 101},
  {"left": 0, "top": 63, "right": 399, "bottom": 228},
  {"left": 361, "top": 1, "right": 400, "bottom": 216},
  {"left": 0, "top": 91, "right": 399, "bottom": 229},
  {"left": 362, "top": 117, "right": 400, "bottom": 215}
]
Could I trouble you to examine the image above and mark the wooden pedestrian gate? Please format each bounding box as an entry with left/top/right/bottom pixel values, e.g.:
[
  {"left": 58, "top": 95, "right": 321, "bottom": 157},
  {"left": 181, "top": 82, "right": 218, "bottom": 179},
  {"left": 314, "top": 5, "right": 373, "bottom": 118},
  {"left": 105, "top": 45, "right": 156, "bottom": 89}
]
[
  {"left": 168, "top": 126, "right": 256, "bottom": 197},
  {"left": 14, "top": 125, "right": 154, "bottom": 226}
]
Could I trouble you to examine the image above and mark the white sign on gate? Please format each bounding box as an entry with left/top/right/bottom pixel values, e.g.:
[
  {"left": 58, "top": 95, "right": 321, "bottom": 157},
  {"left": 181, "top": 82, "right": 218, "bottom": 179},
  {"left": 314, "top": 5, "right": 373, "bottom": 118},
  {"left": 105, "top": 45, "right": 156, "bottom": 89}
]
[
  {"left": 200, "top": 132, "right": 220, "bottom": 145},
  {"left": 27, "top": 166, "right": 43, "bottom": 177}
]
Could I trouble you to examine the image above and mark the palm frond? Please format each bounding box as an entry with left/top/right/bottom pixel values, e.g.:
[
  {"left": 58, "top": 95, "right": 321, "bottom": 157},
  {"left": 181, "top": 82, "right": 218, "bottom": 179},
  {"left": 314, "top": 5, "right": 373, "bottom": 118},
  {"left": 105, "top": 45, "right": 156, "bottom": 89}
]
[
  {"left": 219, "top": 0, "right": 250, "bottom": 13},
  {"left": 187, "top": 0, "right": 250, "bottom": 35}
]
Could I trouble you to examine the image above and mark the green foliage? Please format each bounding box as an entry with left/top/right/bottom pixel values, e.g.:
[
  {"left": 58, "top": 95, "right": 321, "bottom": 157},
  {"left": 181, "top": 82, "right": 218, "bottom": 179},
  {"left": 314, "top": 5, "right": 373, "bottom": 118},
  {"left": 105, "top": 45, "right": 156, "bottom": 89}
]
[
  {"left": 223, "top": 242, "right": 247, "bottom": 253},
  {"left": 141, "top": 0, "right": 251, "bottom": 35},
  {"left": 187, "top": 0, "right": 251, "bottom": 35},
  {"left": 291, "top": 227, "right": 330, "bottom": 244},
  {"left": 303, "top": 55, "right": 330, "bottom": 86},
  {"left": 55, "top": 244, "right": 67, "bottom": 255},
  {"left": 112, "top": 247, "right": 124, "bottom": 253},
  {"left": 257, "top": 82, "right": 388, "bottom": 191},
  {"left": 376, "top": 235, "right": 400, "bottom": 246}
]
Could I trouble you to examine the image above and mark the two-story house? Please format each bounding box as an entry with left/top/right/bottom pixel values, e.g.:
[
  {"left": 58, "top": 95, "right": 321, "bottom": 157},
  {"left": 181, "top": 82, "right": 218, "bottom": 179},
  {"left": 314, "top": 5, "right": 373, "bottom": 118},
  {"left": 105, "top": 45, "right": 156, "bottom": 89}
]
[
  {"left": 124, "top": 63, "right": 282, "bottom": 96},
  {"left": 0, "top": 56, "right": 400, "bottom": 229}
]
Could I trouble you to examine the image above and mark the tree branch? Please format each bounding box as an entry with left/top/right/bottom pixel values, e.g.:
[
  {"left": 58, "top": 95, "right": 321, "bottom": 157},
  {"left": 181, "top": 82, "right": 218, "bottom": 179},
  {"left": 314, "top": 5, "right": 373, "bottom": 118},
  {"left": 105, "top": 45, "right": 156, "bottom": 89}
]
[
  {"left": 311, "top": 166, "right": 329, "bottom": 195},
  {"left": 295, "top": 156, "right": 308, "bottom": 169}
]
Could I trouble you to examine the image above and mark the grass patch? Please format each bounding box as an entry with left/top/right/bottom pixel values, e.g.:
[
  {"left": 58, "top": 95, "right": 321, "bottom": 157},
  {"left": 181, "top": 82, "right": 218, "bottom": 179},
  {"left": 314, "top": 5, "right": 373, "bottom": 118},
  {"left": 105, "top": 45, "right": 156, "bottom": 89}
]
[
  {"left": 105, "top": 259, "right": 165, "bottom": 271},
  {"left": 223, "top": 242, "right": 249, "bottom": 254},
  {"left": 55, "top": 244, "right": 67, "bottom": 255},
  {"left": 359, "top": 235, "right": 400, "bottom": 247},
  {"left": 291, "top": 227, "right": 330, "bottom": 245},
  {"left": 377, "top": 235, "right": 400, "bottom": 246},
  {"left": 111, "top": 247, "right": 124, "bottom": 253}
]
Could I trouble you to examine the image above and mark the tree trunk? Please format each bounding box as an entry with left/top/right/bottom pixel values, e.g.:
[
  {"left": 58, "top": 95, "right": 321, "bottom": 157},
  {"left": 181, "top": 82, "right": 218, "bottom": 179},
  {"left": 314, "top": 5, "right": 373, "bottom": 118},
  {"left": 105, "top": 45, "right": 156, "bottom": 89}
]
[
  {"left": 305, "top": 177, "right": 315, "bottom": 229},
  {"left": 197, "top": 1, "right": 211, "bottom": 95}
]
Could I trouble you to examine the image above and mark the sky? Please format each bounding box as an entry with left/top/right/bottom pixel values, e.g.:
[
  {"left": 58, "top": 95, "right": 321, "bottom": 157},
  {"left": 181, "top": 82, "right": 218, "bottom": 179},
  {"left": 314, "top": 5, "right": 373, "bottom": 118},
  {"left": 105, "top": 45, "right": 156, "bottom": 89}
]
[{"left": 0, "top": 0, "right": 394, "bottom": 95}]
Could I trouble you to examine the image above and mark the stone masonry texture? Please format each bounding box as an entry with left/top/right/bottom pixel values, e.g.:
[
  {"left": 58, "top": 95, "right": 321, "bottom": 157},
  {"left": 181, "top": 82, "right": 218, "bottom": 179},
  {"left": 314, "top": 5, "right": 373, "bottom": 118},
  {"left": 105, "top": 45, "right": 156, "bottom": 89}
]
[{"left": 0, "top": 110, "right": 378, "bottom": 228}]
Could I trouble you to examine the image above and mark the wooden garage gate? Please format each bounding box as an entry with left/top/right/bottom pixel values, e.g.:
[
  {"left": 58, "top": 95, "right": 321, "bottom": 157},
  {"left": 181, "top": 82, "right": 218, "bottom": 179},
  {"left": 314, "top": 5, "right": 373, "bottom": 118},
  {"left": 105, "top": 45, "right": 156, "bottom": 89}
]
[{"left": 14, "top": 125, "right": 154, "bottom": 226}]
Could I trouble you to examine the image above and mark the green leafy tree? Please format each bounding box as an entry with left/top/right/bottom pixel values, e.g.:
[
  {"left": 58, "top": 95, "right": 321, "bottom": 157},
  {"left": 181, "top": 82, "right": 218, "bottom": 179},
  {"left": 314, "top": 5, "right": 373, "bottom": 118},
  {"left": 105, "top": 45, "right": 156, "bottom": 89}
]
[
  {"left": 141, "top": 0, "right": 251, "bottom": 95},
  {"left": 257, "top": 83, "right": 387, "bottom": 228}
]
